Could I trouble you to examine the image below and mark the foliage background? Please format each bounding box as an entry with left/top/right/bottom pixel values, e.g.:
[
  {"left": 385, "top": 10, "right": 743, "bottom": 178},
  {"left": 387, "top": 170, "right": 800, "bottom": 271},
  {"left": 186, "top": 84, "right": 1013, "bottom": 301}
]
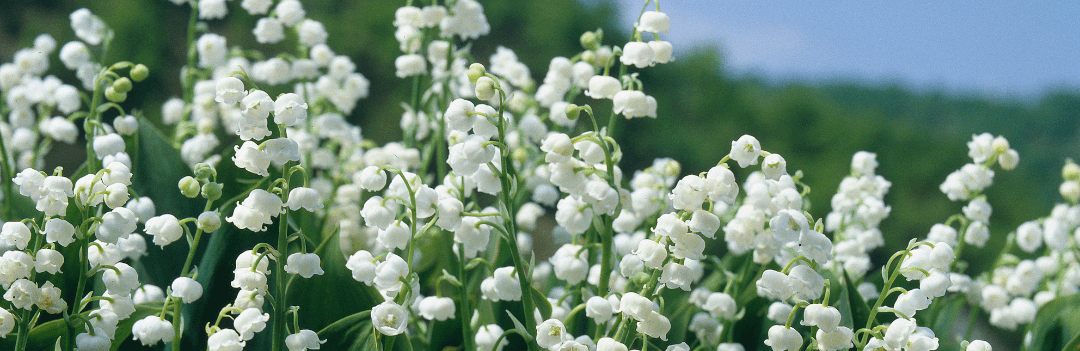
[{"left": 2, "top": 0, "right": 1078, "bottom": 349}]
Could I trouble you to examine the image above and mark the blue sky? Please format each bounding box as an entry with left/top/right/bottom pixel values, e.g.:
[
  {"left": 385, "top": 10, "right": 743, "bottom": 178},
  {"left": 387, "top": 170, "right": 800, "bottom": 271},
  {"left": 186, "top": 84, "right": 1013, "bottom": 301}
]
[{"left": 612, "top": 1, "right": 1080, "bottom": 97}]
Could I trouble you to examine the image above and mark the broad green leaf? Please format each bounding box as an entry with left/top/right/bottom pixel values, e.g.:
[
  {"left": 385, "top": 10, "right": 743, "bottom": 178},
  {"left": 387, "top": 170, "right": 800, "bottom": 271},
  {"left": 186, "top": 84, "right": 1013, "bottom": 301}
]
[
  {"left": 834, "top": 273, "right": 855, "bottom": 330},
  {"left": 318, "top": 311, "right": 379, "bottom": 351},
  {"left": 532, "top": 287, "right": 552, "bottom": 321},
  {"left": 132, "top": 116, "right": 200, "bottom": 223},
  {"left": 288, "top": 225, "right": 382, "bottom": 332},
  {"left": 1026, "top": 294, "right": 1080, "bottom": 351},
  {"left": 506, "top": 311, "right": 534, "bottom": 342},
  {"left": 1063, "top": 329, "right": 1080, "bottom": 351},
  {"left": 132, "top": 117, "right": 201, "bottom": 285},
  {"left": 926, "top": 295, "right": 965, "bottom": 351}
]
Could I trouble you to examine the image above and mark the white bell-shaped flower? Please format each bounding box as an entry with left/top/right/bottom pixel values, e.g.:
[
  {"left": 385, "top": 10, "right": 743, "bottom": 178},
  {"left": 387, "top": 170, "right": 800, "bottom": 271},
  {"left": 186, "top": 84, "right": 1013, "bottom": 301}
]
[
  {"left": 286, "top": 329, "right": 326, "bottom": 351},
  {"left": 801, "top": 303, "right": 841, "bottom": 331},
  {"left": 44, "top": 218, "right": 76, "bottom": 247},
  {"left": 284, "top": 253, "right": 324, "bottom": 278},
  {"left": 131, "top": 316, "right": 174, "bottom": 346},
  {"left": 34, "top": 249, "right": 64, "bottom": 274},
  {"left": 417, "top": 296, "right": 456, "bottom": 321},
  {"left": 1, "top": 222, "right": 32, "bottom": 250},
  {"left": 702, "top": 292, "right": 737, "bottom": 320},
  {"left": 286, "top": 187, "right": 322, "bottom": 212},
  {"left": 638, "top": 11, "right": 670, "bottom": 34},
  {"left": 207, "top": 329, "right": 245, "bottom": 351},
  {"left": 536, "top": 319, "right": 572, "bottom": 349},
  {"left": 764, "top": 325, "right": 802, "bottom": 351},
  {"left": 371, "top": 301, "right": 408, "bottom": 336},
  {"left": 234, "top": 308, "right": 270, "bottom": 340},
  {"left": 815, "top": 326, "right": 854, "bottom": 351},
  {"left": 134, "top": 285, "right": 166, "bottom": 304},
  {"left": 636, "top": 311, "right": 671, "bottom": 340},
  {"left": 170, "top": 277, "right": 204, "bottom": 303},
  {"left": 145, "top": 214, "right": 183, "bottom": 248}
]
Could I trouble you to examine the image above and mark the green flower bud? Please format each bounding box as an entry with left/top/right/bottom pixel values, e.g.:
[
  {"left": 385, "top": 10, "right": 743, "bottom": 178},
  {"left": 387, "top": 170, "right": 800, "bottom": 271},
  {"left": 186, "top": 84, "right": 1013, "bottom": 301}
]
[
  {"left": 1064, "top": 160, "right": 1080, "bottom": 181},
  {"left": 193, "top": 163, "right": 216, "bottom": 181},
  {"left": 631, "top": 272, "right": 651, "bottom": 286},
  {"left": 130, "top": 64, "right": 149, "bottom": 82},
  {"left": 512, "top": 148, "right": 528, "bottom": 164},
  {"left": 197, "top": 211, "right": 221, "bottom": 232},
  {"left": 112, "top": 77, "right": 133, "bottom": 93},
  {"left": 201, "top": 182, "right": 223, "bottom": 201},
  {"left": 564, "top": 103, "right": 581, "bottom": 120},
  {"left": 178, "top": 176, "right": 200, "bottom": 198},
  {"left": 581, "top": 51, "right": 597, "bottom": 66},
  {"left": 467, "top": 63, "right": 485, "bottom": 84},
  {"left": 997, "top": 253, "right": 1020, "bottom": 267},
  {"left": 104, "top": 86, "right": 127, "bottom": 103},
  {"left": 663, "top": 160, "right": 681, "bottom": 178},
  {"left": 580, "top": 30, "right": 602, "bottom": 50},
  {"left": 474, "top": 76, "right": 496, "bottom": 101}
]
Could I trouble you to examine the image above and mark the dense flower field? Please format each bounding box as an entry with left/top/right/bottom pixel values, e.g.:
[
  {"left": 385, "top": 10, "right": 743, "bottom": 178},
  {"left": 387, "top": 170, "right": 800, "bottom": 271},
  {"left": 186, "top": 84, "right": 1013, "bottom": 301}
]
[{"left": 1, "top": 1, "right": 1079, "bottom": 351}]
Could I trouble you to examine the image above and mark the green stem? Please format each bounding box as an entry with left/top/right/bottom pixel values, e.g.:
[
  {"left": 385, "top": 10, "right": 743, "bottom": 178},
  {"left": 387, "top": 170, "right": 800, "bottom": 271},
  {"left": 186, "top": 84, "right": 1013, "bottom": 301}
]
[
  {"left": 14, "top": 309, "right": 30, "bottom": 351},
  {"left": 492, "top": 86, "right": 538, "bottom": 351},
  {"left": 273, "top": 161, "right": 291, "bottom": 351},
  {"left": 65, "top": 228, "right": 91, "bottom": 350},
  {"left": 457, "top": 241, "right": 474, "bottom": 351},
  {"left": 859, "top": 248, "right": 909, "bottom": 346},
  {"left": 0, "top": 128, "right": 12, "bottom": 220},
  {"left": 170, "top": 200, "right": 215, "bottom": 351}
]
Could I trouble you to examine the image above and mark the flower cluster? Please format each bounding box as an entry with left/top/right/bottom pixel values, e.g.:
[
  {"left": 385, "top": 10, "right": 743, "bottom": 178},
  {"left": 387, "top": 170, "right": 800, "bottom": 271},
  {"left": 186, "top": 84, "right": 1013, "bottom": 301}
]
[{"left": 1, "top": 2, "right": 1051, "bottom": 351}]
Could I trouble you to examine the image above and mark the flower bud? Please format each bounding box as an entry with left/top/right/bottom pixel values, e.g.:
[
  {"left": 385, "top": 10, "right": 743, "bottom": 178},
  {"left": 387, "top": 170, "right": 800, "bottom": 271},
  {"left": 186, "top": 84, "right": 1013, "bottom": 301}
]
[
  {"left": 202, "top": 182, "right": 222, "bottom": 200},
  {"left": 474, "top": 76, "right": 496, "bottom": 100},
  {"left": 112, "top": 77, "right": 132, "bottom": 93},
  {"left": 104, "top": 86, "right": 126, "bottom": 102},
  {"left": 178, "top": 176, "right": 200, "bottom": 198},
  {"left": 991, "top": 136, "right": 1010, "bottom": 153},
  {"left": 630, "top": 271, "right": 651, "bottom": 286},
  {"left": 580, "top": 30, "right": 602, "bottom": 50},
  {"left": 130, "top": 64, "right": 149, "bottom": 82},
  {"left": 1064, "top": 160, "right": 1080, "bottom": 181},
  {"left": 113, "top": 115, "right": 139, "bottom": 135},
  {"left": 965, "top": 340, "right": 992, "bottom": 351},
  {"left": 512, "top": 148, "right": 528, "bottom": 164},
  {"left": 1060, "top": 181, "right": 1080, "bottom": 203},
  {"left": 467, "top": 63, "right": 485, "bottom": 84},
  {"left": 581, "top": 51, "right": 597, "bottom": 66},
  {"left": 193, "top": 163, "right": 216, "bottom": 180},
  {"left": 997, "top": 149, "right": 1019, "bottom": 170},
  {"left": 564, "top": 103, "right": 581, "bottom": 120},
  {"left": 198, "top": 211, "right": 221, "bottom": 232}
]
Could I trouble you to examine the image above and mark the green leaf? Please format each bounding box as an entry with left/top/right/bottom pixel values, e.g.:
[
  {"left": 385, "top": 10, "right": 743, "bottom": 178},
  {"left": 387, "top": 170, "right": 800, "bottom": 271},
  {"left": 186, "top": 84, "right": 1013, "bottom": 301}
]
[
  {"left": 288, "top": 226, "right": 382, "bottom": 332},
  {"left": 1026, "top": 294, "right": 1080, "bottom": 351},
  {"left": 1063, "top": 328, "right": 1080, "bottom": 351},
  {"left": 531, "top": 287, "right": 551, "bottom": 321},
  {"left": 440, "top": 269, "right": 463, "bottom": 287},
  {"left": 132, "top": 116, "right": 200, "bottom": 223},
  {"left": 506, "top": 311, "right": 534, "bottom": 342},
  {"left": 834, "top": 273, "right": 855, "bottom": 330},
  {"left": 926, "top": 295, "right": 965, "bottom": 351},
  {"left": 318, "top": 311, "right": 378, "bottom": 351},
  {"left": 842, "top": 269, "right": 879, "bottom": 332}
]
